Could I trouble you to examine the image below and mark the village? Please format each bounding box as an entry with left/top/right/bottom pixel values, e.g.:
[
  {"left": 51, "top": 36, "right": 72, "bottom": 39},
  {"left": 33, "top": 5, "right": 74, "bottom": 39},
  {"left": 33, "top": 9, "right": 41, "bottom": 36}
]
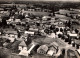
[{"left": 0, "top": 2, "right": 80, "bottom": 58}]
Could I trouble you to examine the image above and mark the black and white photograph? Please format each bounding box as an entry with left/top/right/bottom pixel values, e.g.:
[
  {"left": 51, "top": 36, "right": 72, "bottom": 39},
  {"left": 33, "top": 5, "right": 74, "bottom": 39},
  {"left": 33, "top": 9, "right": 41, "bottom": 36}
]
[{"left": 0, "top": 0, "right": 80, "bottom": 58}]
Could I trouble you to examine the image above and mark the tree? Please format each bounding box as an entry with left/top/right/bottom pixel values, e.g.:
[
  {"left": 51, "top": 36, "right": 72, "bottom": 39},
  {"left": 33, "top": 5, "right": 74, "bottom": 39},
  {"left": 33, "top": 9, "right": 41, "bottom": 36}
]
[
  {"left": 25, "top": 34, "right": 32, "bottom": 46},
  {"left": 18, "top": 15, "right": 25, "bottom": 20},
  {"left": 67, "top": 20, "right": 71, "bottom": 28},
  {"left": 50, "top": 25, "right": 55, "bottom": 30},
  {"left": 2, "top": 16, "right": 8, "bottom": 26}
]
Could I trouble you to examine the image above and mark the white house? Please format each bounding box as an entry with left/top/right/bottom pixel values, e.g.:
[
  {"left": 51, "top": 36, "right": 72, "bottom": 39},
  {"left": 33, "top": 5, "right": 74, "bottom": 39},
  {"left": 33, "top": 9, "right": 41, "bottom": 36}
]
[
  {"left": 19, "top": 41, "right": 28, "bottom": 56},
  {"left": 42, "top": 16, "right": 51, "bottom": 21},
  {"left": 14, "top": 19, "right": 21, "bottom": 23},
  {"left": 29, "top": 28, "right": 38, "bottom": 32},
  {"left": 67, "top": 31, "right": 78, "bottom": 37},
  {"left": 19, "top": 41, "right": 37, "bottom": 56},
  {"left": 5, "top": 30, "right": 18, "bottom": 39},
  {"left": 24, "top": 31, "right": 34, "bottom": 35},
  {"left": 47, "top": 50, "right": 54, "bottom": 56}
]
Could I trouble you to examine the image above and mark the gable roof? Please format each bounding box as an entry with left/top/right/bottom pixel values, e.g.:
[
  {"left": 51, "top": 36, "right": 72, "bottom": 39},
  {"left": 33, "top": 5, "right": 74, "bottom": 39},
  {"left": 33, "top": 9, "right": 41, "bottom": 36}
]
[{"left": 19, "top": 41, "right": 27, "bottom": 47}]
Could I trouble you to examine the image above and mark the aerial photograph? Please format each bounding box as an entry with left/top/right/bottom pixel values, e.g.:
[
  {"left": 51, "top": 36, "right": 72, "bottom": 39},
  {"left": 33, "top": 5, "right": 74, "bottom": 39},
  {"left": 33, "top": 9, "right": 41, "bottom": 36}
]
[{"left": 0, "top": 0, "right": 80, "bottom": 58}]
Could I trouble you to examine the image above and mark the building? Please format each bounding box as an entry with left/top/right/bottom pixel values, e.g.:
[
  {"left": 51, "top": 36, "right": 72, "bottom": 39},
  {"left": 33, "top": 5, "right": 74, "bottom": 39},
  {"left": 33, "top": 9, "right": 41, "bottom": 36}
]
[
  {"left": 37, "top": 45, "right": 48, "bottom": 55},
  {"left": 47, "top": 42, "right": 58, "bottom": 56},
  {"left": 47, "top": 47, "right": 56, "bottom": 56},
  {"left": 22, "top": 10, "right": 50, "bottom": 17},
  {"left": 4, "top": 29, "right": 18, "bottom": 39},
  {"left": 19, "top": 40, "right": 37, "bottom": 56},
  {"left": 74, "top": 40, "right": 80, "bottom": 49},
  {"left": 18, "top": 40, "right": 28, "bottom": 56},
  {"left": 42, "top": 16, "right": 51, "bottom": 21},
  {"left": 14, "top": 19, "right": 21, "bottom": 23},
  {"left": 24, "top": 31, "right": 34, "bottom": 35}
]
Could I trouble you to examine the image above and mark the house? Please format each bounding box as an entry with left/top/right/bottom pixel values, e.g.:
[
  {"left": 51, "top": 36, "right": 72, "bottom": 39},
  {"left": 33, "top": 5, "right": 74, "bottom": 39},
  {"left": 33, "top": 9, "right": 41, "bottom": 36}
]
[
  {"left": 47, "top": 42, "right": 62, "bottom": 56},
  {"left": 4, "top": 29, "right": 18, "bottom": 39},
  {"left": 42, "top": 16, "right": 51, "bottom": 21},
  {"left": 28, "top": 9, "right": 35, "bottom": 11},
  {"left": 6, "top": 19, "right": 14, "bottom": 24},
  {"left": 24, "top": 31, "right": 34, "bottom": 35},
  {"left": 24, "top": 14, "right": 29, "bottom": 18},
  {"left": 2, "top": 35, "right": 15, "bottom": 42},
  {"left": 19, "top": 41, "right": 27, "bottom": 51},
  {"left": 67, "top": 31, "right": 78, "bottom": 38},
  {"left": 37, "top": 45, "right": 48, "bottom": 55},
  {"left": 29, "top": 28, "right": 38, "bottom": 32},
  {"left": 12, "top": 19, "right": 21, "bottom": 25},
  {"left": 49, "top": 42, "right": 59, "bottom": 51},
  {"left": 14, "top": 19, "right": 21, "bottom": 23},
  {"left": 0, "top": 11, "right": 10, "bottom": 16},
  {"left": 47, "top": 47, "right": 56, "bottom": 56},
  {"left": 47, "top": 50, "right": 54, "bottom": 56},
  {"left": 19, "top": 41, "right": 37, "bottom": 56}
]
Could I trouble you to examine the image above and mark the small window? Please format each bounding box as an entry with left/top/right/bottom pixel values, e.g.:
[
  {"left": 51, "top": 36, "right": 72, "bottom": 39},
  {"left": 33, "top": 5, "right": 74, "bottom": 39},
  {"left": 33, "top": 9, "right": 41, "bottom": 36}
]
[{"left": 19, "top": 46, "right": 22, "bottom": 50}]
